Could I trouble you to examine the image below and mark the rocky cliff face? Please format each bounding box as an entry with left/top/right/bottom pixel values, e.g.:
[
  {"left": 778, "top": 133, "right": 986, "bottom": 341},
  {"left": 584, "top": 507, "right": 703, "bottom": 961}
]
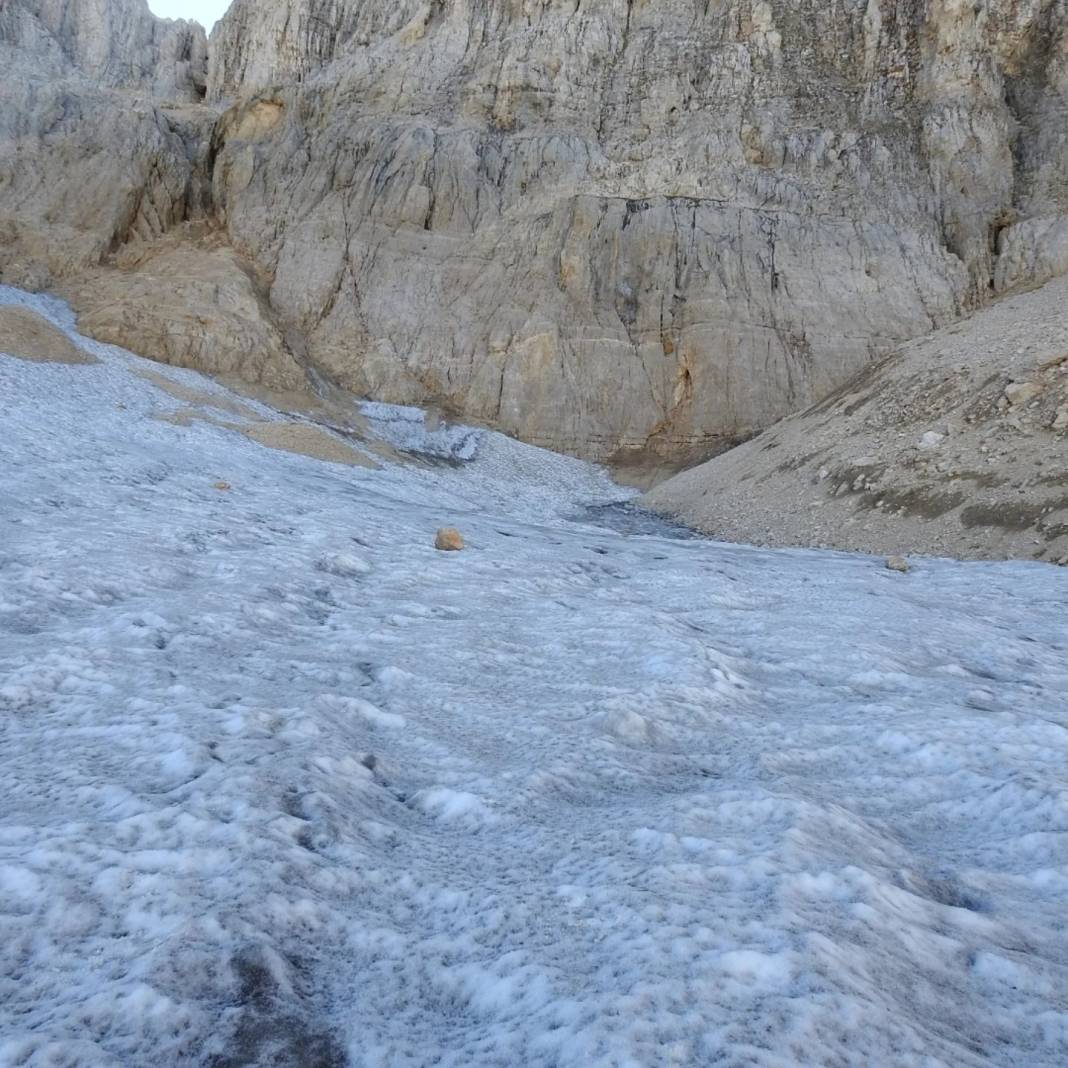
[
  {"left": 2, "top": 0, "right": 207, "bottom": 97},
  {"left": 206, "top": 0, "right": 1068, "bottom": 459},
  {"left": 0, "top": 0, "right": 207, "bottom": 284},
  {"left": 3, "top": 0, "right": 1067, "bottom": 460},
  {"left": 0, "top": 0, "right": 307, "bottom": 390}
]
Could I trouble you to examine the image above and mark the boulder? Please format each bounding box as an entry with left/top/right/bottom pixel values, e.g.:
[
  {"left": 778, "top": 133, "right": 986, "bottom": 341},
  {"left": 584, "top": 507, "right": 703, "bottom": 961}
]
[
  {"left": 435, "top": 528, "right": 465, "bottom": 552},
  {"left": 1004, "top": 382, "right": 1042, "bottom": 407}
]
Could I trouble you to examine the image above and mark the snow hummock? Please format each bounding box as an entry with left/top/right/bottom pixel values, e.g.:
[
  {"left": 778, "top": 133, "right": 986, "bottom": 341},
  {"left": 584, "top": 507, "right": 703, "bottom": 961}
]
[
  {"left": 2, "top": 284, "right": 1068, "bottom": 1066},
  {"left": 359, "top": 400, "right": 483, "bottom": 461}
]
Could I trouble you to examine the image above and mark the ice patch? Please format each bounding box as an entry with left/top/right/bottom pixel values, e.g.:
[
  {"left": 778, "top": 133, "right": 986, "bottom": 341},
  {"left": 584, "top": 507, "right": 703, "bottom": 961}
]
[{"left": 360, "top": 400, "right": 483, "bottom": 461}]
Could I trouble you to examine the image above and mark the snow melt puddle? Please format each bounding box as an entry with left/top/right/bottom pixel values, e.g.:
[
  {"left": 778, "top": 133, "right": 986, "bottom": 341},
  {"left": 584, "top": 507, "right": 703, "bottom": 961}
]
[
  {"left": 1, "top": 284, "right": 1068, "bottom": 1067},
  {"left": 571, "top": 500, "right": 703, "bottom": 540}
]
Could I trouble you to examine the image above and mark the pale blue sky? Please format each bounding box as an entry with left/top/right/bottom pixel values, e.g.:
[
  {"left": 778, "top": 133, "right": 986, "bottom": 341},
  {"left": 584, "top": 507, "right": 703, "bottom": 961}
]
[{"left": 147, "top": 0, "right": 231, "bottom": 32}]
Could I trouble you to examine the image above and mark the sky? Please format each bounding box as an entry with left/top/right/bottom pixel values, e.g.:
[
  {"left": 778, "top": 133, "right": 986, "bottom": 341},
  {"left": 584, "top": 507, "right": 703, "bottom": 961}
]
[{"left": 147, "top": 0, "right": 230, "bottom": 32}]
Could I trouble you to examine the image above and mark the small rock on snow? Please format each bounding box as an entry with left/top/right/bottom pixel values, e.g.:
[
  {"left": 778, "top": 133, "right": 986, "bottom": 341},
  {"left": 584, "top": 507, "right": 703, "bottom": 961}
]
[{"left": 435, "top": 528, "right": 465, "bottom": 551}]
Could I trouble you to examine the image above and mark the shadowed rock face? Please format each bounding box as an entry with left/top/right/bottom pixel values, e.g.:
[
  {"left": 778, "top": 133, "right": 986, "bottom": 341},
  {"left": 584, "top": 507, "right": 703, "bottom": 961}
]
[{"left": 3, "top": 0, "right": 1068, "bottom": 459}]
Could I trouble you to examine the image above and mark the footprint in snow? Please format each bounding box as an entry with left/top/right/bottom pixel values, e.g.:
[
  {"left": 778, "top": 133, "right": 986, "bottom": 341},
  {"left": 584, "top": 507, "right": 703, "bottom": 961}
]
[{"left": 315, "top": 552, "right": 371, "bottom": 578}]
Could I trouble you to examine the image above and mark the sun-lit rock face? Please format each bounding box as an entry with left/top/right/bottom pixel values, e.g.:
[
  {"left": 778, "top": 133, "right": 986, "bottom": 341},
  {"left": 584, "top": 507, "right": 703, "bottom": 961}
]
[
  {"left": 3, "top": 0, "right": 1067, "bottom": 460},
  {"left": 200, "top": 0, "right": 1068, "bottom": 459},
  {"left": 2, "top": 0, "right": 208, "bottom": 98},
  {"left": 0, "top": 0, "right": 209, "bottom": 286}
]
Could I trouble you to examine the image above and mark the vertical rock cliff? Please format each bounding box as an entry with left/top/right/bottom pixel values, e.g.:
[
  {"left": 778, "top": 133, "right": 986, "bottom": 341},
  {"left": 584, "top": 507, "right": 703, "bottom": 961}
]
[
  {"left": 1, "top": 0, "right": 308, "bottom": 390},
  {"left": 0, "top": 0, "right": 207, "bottom": 283},
  {"left": 3, "top": 0, "right": 1067, "bottom": 460}
]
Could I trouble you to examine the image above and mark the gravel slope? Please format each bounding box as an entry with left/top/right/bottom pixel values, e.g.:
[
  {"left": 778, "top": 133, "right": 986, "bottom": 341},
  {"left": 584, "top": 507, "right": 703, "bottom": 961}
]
[{"left": 644, "top": 273, "right": 1068, "bottom": 564}]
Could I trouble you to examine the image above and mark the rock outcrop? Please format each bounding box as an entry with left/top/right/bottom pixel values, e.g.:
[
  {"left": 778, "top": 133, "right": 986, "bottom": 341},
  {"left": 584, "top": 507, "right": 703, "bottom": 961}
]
[
  {"left": 61, "top": 235, "right": 307, "bottom": 391},
  {"left": 643, "top": 271, "right": 1068, "bottom": 564},
  {"left": 0, "top": 1, "right": 310, "bottom": 389},
  {"left": 199, "top": 0, "right": 1068, "bottom": 459},
  {"left": 0, "top": 0, "right": 207, "bottom": 285},
  {"left": 2, "top": 0, "right": 1067, "bottom": 459}
]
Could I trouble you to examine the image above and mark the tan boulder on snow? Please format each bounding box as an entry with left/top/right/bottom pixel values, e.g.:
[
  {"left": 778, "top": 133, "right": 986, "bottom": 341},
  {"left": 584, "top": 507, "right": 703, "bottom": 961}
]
[{"left": 435, "top": 528, "right": 465, "bottom": 552}]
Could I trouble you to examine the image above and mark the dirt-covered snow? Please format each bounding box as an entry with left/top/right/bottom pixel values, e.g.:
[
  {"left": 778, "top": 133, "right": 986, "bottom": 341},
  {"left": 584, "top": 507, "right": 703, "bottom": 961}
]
[{"left": 2, "top": 285, "right": 1068, "bottom": 1067}]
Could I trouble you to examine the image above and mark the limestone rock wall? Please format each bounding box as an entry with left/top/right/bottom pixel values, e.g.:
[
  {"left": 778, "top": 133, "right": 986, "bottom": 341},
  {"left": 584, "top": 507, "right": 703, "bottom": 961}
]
[
  {"left": 0, "top": 0, "right": 209, "bottom": 285},
  {"left": 1, "top": 0, "right": 208, "bottom": 99},
  {"left": 3, "top": 0, "right": 1067, "bottom": 459},
  {"left": 202, "top": 0, "right": 1068, "bottom": 458},
  {"left": 0, "top": 2, "right": 313, "bottom": 392}
]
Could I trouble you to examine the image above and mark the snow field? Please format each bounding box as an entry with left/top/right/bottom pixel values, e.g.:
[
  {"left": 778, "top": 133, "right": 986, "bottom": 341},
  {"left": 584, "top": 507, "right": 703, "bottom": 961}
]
[{"left": 1, "top": 285, "right": 1067, "bottom": 1066}]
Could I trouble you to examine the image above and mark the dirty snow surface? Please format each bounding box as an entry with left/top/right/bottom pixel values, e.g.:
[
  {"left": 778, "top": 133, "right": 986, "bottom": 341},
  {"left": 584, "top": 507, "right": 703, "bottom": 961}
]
[{"left": 2, "top": 286, "right": 1068, "bottom": 1068}]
